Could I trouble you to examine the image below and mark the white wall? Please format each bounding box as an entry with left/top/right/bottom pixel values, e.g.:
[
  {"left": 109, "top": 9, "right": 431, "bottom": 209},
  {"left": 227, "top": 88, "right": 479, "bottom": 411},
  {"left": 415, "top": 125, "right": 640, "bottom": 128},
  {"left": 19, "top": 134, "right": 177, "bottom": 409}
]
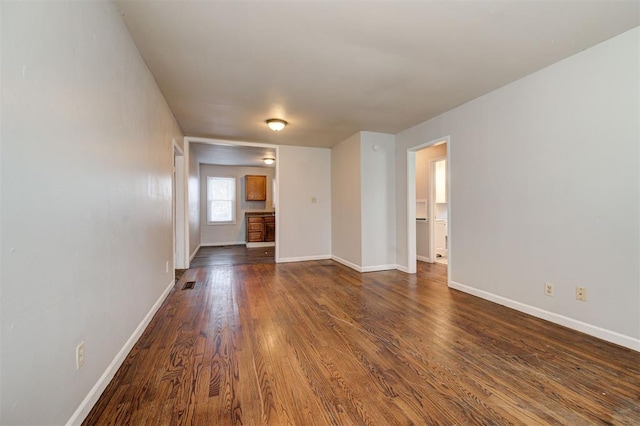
[
  {"left": 360, "top": 132, "right": 396, "bottom": 270},
  {"left": 331, "top": 133, "right": 362, "bottom": 267},
  {"left": 1, "top": 1, "right": 184, "bottom": 424},
  {"left": 395, "top": 28, "right": 640, "bottom": 349},
  {"left": 331, "top": 132, "right": 397, "bottom": 271},
  {"left": 416, "top": 144, "right": 447, "bottom": 200},
  {"left": 277, "top": 145, "right": 332, "bottom": 261},
  {"left": 187, "top": 143, "right": 200, "bottom": 260},
  {"left": 199, "top": 164, "right": 275, "bottom": 245}
]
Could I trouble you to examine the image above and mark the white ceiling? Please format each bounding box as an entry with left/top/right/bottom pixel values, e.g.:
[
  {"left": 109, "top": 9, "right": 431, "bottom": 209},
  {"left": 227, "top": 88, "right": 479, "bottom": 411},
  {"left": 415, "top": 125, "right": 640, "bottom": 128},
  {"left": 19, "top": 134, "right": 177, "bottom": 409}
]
[
  {"left": 191, "top": 142, "right": 276, "bottom": 167},
  {"left": 116, "top": 0, "right": 639, "bottom": 148}
]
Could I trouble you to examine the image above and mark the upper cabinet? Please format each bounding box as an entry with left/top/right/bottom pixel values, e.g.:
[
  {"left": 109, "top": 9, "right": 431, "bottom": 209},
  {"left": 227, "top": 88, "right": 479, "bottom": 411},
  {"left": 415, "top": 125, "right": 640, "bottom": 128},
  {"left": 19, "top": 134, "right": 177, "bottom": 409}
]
[
  {"left": 245, "top": 175, "right": 267, "bottom": 201},
  {"left": 435, "top": 159, "right": 447, "bottom": 203}
]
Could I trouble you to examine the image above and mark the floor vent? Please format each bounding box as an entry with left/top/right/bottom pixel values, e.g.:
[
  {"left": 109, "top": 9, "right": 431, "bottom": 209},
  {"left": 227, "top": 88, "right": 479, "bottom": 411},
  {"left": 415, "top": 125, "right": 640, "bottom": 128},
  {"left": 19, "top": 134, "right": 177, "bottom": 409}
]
[{"left": 182, "top": 281, "right": 196, "bottom": 290}]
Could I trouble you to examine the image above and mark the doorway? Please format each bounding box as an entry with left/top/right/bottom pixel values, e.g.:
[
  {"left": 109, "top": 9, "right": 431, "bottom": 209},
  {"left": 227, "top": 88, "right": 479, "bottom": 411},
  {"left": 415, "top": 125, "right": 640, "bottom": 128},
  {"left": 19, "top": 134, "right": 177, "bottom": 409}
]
[
  {"left": 407, "top": 136, "right": 450, "bottom": 276},
  {"left": 184, "top": 137, "right": 280, "bottom": 265}
]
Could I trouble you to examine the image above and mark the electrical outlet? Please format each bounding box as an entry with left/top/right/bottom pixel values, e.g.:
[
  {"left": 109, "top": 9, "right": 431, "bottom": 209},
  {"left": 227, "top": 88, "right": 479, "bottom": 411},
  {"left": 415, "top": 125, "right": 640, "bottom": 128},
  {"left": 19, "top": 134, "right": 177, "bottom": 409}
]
[
  {"left": 76, "top": 342, "right": 85, "bottom": 370},
  {"left": 544, "top": 282, "right": 554, "bottom": 296},
  {"left": 576, "top": 286, "right": 587, "bottom": 302}
]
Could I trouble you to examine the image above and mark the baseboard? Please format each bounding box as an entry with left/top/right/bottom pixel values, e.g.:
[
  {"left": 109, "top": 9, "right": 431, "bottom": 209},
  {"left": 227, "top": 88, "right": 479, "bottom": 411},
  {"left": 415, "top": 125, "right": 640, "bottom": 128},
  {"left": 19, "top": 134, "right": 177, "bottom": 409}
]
[
  {"left": 66, "top": 280, "right": 175, "bottom": 425},
  {"left": 330, "top": 257, "right": 398, "bottom": 273},
  {"left": 361, "top": 264, "right": 397, "bottom": 273},
  {"left": 395, "top": 264, "right": 411, "bottom": 273},
  {"left": 331, "top": 256, "right": 362, "bottom": 272},
  {"left": 189, "top": 245, "right": 201, "bottom": 262},
  {"left": 449, "top": 280, "right": 640, "bottom": 352},
  {"left": 200, "top": 241, "right": 245, "bottom": 247},
  {"left": 246, "top": 242, "right": 275, "bottom": 248},
  {"left": 277, "top": 254, "right": 331, "bottom": 263},
  {"left": 416, "top": 255, "right": 431, "bottom": 262}
]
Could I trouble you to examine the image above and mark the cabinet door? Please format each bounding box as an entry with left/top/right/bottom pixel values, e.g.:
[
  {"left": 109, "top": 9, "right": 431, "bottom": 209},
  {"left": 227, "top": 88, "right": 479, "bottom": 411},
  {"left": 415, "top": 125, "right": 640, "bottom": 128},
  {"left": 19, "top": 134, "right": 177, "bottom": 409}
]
[
  {"left": 245, "top": 175, "right": 267, "bottom": 201},
  {"left": 248, "top": 231, "right": 264, "bottom": 242},
  {"left": 247, "top": 217, "right": 264, "bottom": 242},
  {"left": 264, "top": 216, "right": 275, "bottom": 242},
  {"left": 434, "top": 222, "right": 446, "bottom": 249}
]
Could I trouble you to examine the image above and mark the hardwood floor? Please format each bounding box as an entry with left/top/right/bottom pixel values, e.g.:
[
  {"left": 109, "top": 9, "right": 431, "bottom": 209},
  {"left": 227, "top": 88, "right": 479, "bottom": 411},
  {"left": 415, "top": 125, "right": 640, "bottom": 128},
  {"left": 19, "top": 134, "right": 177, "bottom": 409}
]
[
  {"left": 84, "top": 260, "right": 640, "bottom": 425},
  {"left": 190, "top": 245, "right": 275, "bottom": 268}
]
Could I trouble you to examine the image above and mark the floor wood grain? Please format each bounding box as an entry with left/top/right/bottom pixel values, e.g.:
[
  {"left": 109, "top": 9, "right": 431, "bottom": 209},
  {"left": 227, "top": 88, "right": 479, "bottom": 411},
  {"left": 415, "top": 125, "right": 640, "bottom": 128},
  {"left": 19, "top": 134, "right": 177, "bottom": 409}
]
[
  {"left": 84, "top": 260, "right": 640, "bottom": 425},
  {"left": 189, "top": 245, "right": 275, "bottom": 268}
]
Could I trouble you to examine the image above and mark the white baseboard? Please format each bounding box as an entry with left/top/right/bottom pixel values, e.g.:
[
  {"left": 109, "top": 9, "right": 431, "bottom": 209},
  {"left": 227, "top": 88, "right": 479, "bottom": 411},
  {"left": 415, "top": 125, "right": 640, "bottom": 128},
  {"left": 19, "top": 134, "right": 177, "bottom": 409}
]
[
  {"left": 277, "top": 254, "right": 331, "bottom": 263},
  {"left": 361, "top": 264, "right": 397, "bottom": 273},
  {"left": 200, "top": 241, "right": 245, "bottom": 247},
  {"left": 416, "top": 255, "right": 432, "bottom": 263},
  {"left": 66, "top": 280, "right": 175, "bottom": 425},
  {"left": 246, "top": 242, "right": 275, "bottom": 248},
  {"left": 331, "top": 257, "right": 401, "bottom": 273},
  {"left": 395, "top": 264, "right": 411, "bottom": 273},
  {"left": 449, "top": 280, "right": 640, "bottom": 352},
  {"left": 189, "top": 245, "right": 201, "bottom": 262},
  {"left": 331, "top": 256, "right": 362, "bottom": 272}
]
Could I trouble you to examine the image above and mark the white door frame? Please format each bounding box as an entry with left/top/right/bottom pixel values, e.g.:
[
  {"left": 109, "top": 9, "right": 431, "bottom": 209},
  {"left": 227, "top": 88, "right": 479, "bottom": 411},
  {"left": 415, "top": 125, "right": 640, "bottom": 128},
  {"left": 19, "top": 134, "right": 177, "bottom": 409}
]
[
  {"left": 173, "top": 141, "right": 188, "bottom": 269},
  {"left": 406, "top": 136, "right": 451, "bottom": 275}
]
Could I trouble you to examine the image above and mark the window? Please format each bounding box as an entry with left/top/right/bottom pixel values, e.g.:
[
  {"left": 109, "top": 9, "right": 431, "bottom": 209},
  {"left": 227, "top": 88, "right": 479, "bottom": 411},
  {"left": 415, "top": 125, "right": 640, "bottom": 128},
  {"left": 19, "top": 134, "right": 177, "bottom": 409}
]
[{"left": 207, "top": 177, "right": 236, "bottom": 223}]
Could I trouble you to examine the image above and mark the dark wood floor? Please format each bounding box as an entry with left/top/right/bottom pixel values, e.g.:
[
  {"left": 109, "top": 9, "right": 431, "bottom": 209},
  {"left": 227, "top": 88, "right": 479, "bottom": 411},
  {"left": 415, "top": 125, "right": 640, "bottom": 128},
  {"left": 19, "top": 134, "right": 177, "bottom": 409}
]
[
  {"left": 85, "top": 259, "right": 640, "bottom": 425},
  {"left": 190, "top": 245, "right": 275, "bottom": 268}
]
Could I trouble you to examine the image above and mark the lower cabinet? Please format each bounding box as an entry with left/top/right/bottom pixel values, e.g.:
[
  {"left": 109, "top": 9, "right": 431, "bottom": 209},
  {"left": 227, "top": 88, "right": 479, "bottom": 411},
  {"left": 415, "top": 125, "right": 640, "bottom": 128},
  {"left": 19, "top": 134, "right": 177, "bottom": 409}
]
[
  {"left": 435, "top": 220, "right": 448, "bottom": 257},
  {"left": 247, "top": 217, "right": 264, "bottom": 242},
  {"left": 264, "top": 216, "right": 275, "bottom": 242},
  {"left": 247, "top": 215, "right": 275, "bottom": 243}
]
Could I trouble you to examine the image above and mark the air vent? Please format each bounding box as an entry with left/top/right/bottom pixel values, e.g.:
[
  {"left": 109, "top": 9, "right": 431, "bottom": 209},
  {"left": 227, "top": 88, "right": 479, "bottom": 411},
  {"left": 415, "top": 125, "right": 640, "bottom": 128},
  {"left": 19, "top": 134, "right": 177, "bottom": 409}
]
[{"left": 182, "top": 281, "right": 196, "bottom": 290}]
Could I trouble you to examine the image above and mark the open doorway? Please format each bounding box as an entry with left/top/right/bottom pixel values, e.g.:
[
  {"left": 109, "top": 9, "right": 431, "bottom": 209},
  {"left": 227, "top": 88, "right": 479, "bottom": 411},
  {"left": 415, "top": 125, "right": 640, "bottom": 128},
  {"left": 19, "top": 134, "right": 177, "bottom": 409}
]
[
  {"left": 184, "top": 137, "right": 279, "bottom": 267},
  {"left": 407, "top": 136, "right": 450, "bottom": 276}
]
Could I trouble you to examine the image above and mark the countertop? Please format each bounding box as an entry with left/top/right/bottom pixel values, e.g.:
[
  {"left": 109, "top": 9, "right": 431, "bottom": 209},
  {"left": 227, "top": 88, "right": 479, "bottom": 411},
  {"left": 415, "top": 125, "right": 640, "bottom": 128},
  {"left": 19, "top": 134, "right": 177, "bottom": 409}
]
[{"left": 245, "top": 211, "right": 276, "bottom": 217}]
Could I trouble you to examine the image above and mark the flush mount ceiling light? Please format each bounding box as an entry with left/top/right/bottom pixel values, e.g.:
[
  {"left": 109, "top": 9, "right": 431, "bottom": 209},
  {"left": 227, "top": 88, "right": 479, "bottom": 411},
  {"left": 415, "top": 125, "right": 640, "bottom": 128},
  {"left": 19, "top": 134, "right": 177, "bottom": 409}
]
[
  {"left": 266, "top": 118, "right": 287, "bottom": 132},
  {"left": 263, "top": 157, "right": 275, "bottom": 165}
]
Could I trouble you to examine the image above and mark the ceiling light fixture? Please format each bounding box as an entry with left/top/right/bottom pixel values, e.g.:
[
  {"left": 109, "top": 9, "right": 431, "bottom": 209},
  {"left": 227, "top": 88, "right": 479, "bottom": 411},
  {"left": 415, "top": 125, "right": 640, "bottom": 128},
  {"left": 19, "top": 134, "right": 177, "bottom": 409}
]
[
  {"left": 266, "top": 118, "right": 287, "bottom": 132},
  {"left": 263, "top": 157, "right": 275, "bottom": 165}
]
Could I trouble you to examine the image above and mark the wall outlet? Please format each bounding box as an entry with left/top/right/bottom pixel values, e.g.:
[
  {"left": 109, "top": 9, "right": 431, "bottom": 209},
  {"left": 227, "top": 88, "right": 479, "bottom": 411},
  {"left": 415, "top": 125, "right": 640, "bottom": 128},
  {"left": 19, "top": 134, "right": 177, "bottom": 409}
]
[
  {"left": 544, "top": 282, "right": 554, "bottom": 296},
  {"left": 576, "top": 286, "right": 587, "bottom": 302},
  {"left": 76, "top": 342, "right": 85, "bottom": 370},
  {"left": 165, "top": 261, "right": 170, "bottom": 273}
]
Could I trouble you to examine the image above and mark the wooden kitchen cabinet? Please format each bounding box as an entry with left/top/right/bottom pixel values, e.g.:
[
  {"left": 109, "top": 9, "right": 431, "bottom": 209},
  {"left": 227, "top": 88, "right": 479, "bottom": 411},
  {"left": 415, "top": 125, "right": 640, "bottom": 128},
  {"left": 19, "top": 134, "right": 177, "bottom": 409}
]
[
  {"left": 247, "top": 217, "right": 265, "bottom": 242},
  {"left": 246, "top": 214, "right": 275, "bottom": 243},
  {"left": 245, "top": 175, "right": 267, "bottom": 201},
  {"left": 264, "top": 216, "right": 275, "bottom": 242}
]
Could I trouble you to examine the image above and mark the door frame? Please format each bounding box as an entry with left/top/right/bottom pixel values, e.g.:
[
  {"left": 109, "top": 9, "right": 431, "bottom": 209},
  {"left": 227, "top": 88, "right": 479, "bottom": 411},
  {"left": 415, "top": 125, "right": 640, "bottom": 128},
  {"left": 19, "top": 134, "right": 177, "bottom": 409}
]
[
  {"left": 173, "top": 141, "right": 188, "bottom": 270},
  {"left": 406, "top": 136, "right": 450, "bottom": 275}
]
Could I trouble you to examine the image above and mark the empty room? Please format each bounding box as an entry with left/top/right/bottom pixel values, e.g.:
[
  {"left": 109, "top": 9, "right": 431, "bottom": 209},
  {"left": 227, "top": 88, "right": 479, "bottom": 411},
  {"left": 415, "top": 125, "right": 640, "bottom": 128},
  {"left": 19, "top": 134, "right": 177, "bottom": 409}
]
[{"left": 1, "top": 1, "right": 639, "bottom": 425}]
